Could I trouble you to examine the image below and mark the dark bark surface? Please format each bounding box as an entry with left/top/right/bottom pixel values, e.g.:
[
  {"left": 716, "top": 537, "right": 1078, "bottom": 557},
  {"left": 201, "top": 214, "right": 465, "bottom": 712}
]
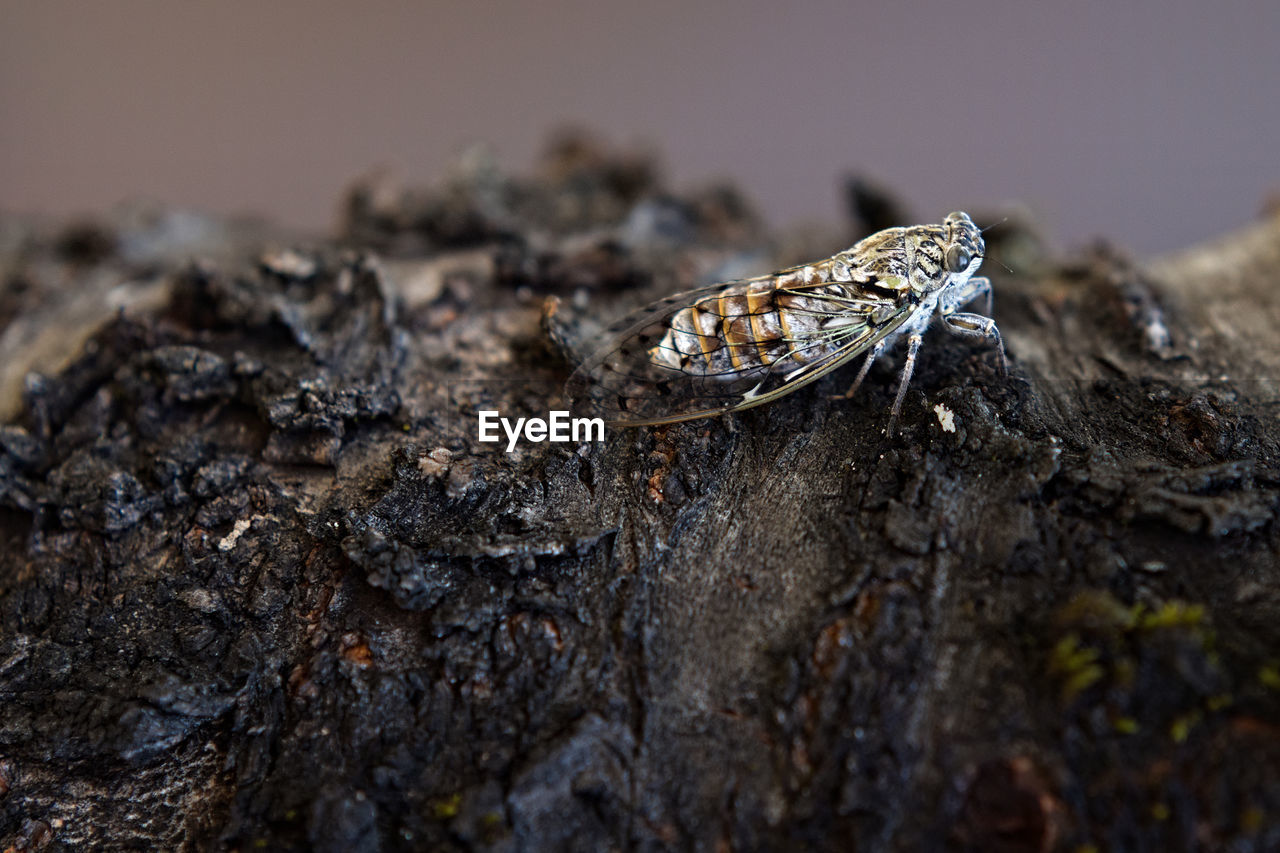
[{"left": 3, "top": 136, "right": 1280, "bottom": 852}]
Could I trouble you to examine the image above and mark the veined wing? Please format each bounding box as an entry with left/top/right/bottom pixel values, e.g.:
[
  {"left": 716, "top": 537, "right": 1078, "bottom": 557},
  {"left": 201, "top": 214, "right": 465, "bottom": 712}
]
[{"left": 567, "top": 271, "right": 916, "bottom": 426}]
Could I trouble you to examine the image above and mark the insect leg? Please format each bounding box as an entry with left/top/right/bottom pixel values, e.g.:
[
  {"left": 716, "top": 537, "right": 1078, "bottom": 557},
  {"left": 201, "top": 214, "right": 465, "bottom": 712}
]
[
  {"left": 939, "top": 275, "right": 992, "bottom": 317},
  {"left": 942, "top": 312, "right": 1008, "bottom": 375},
  {"left": 835, "top": 340, "right": 886, "bottom": 400},
  {"left": 886, "top": 333, "right": 923, "bottom": 433}
]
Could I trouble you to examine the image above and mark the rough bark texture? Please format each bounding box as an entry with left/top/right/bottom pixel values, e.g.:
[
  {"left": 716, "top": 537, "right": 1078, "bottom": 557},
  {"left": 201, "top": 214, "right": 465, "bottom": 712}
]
[{"left": 3, "top": 136, "right": 1280, "bottom": 852}]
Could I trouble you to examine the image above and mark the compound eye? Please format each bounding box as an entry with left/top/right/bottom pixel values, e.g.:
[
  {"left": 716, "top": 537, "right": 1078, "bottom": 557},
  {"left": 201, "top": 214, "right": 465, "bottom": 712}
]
[{"left": 945, "top": 245, "right": 972, "bottom": 272}]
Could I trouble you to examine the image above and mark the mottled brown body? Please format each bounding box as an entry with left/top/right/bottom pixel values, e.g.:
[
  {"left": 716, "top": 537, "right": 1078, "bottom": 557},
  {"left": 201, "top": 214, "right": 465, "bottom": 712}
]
[
  {"left": 654, "top": 262, "right": 906, "bottom": 379},
  {"left": 568, "top": 212, "right": 1003, "bottom": 427}
]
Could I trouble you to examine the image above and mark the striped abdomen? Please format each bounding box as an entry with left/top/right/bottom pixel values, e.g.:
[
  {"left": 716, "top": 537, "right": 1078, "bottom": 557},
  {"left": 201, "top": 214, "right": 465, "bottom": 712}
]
[{"left": 648, "top": 268, "right": 876, "bottom": 379}]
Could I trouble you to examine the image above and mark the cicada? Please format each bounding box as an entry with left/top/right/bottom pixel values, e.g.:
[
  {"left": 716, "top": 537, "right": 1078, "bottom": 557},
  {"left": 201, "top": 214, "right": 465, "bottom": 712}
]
[{"left": 567, "top": 211, "right": 1007, "bottom": 431}]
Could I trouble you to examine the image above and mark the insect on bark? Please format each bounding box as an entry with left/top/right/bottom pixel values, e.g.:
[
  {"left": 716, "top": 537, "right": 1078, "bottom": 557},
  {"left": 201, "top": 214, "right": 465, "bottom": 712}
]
[{"left": 567, "top": 211, "right": 1007, "bottom": 432}]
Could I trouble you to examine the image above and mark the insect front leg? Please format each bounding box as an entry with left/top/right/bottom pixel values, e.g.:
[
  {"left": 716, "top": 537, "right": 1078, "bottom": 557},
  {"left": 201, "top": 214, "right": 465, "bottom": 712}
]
[
  {"left": 939, "top": 275, "right": 992, "bottom": 317},
  {"left": 940, "top": 275, "right": 1007, "bottom": 374},
  {"left": 941, "top": 312, "right": 1008, "bottom": 375}
]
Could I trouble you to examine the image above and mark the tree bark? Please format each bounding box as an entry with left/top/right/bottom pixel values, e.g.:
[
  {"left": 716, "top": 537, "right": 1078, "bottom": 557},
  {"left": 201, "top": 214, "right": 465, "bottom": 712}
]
[{"left": 3, "top": 139, "right": 1279, "bottom": 851}]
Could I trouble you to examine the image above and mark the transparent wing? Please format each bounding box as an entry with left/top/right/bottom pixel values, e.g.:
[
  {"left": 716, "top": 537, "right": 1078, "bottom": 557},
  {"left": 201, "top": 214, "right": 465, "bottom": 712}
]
[{"left": 567, "top": 274, "right": 916, "bottom": 426}]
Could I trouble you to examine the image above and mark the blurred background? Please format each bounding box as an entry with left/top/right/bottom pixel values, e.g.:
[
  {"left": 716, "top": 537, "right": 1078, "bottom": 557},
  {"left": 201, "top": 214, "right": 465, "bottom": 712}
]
[{"left": 2, "top": 0, "right": 1277, "bottom": 255}]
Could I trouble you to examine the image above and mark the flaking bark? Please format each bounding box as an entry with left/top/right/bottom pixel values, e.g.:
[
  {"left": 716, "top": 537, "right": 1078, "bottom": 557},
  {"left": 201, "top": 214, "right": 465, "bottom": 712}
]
[{"left": 2, "top": 137, "right": 1279, "bottom": 851}]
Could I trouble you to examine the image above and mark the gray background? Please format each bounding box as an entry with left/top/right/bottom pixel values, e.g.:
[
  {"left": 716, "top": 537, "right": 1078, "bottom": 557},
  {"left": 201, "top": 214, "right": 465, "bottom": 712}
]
[{"left": 2, "top": 0, "right": 1277, "bottom": 254}]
